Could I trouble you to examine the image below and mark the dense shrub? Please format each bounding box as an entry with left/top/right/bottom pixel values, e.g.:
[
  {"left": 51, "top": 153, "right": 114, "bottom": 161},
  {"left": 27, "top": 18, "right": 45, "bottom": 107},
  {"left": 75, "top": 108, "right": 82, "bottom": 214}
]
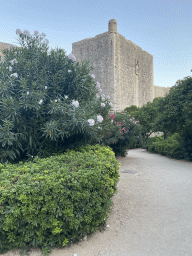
[
  {"left": 99, "top": 112, "right": 142, "bottom": 157},
  {"left": 177, "top": 129, "right": 192, "bottom": 161},
  {"left": 0, "top": 144, "right": 120, "bottom": 255},
  {"left": 145, "top": 133, "right": 184, "bottom": 159},
  {"left": 0, "top": 29, "right": 115, "bottom": 165}
]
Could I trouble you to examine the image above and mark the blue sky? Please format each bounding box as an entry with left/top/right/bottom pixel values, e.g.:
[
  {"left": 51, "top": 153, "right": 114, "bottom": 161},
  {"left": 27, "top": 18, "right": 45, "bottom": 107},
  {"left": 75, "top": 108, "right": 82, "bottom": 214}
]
[{"left": 0, "top": 0, "right": 192, "bottom": 88}]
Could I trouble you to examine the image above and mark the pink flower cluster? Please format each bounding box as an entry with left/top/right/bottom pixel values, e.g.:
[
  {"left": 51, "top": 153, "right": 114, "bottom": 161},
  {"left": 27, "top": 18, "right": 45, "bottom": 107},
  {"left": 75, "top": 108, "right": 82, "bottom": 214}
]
[{"left": 110, "top": 114, "right": 129, "bottom": 134}]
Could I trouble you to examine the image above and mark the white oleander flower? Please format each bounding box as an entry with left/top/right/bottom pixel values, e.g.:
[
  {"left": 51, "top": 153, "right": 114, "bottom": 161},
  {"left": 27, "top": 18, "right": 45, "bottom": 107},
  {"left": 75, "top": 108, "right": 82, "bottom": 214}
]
[
  {"left": 10, "top": 59, "right": 18, "bottom": 65},
  {"left": 97, "top": 115, "right": 103, "bottom": 123},
  {"left": 88, "top": 119, "right": 95, "bottom": 126},
  {"left": 10, "top": 73, "right": 18, "bottom": 78},
  {"left": 72, "top": 100, "right": 79, "bottom": 107}
]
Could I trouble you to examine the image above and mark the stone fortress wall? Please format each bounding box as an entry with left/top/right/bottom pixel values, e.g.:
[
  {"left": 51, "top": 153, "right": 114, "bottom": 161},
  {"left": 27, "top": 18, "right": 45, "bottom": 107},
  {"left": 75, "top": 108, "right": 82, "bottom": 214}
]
[
  {"left": 0, "top": 20, "right": 170, "bottom": 113},
  {"left": 72, "top": 19, "right": 170, "bottom": 113}
]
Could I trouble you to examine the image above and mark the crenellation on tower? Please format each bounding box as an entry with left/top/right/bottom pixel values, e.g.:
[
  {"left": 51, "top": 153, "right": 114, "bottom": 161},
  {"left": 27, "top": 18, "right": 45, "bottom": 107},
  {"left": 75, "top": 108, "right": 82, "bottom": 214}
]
[{"left": 108, "top": 19, "right": 117, "bottom": 33}]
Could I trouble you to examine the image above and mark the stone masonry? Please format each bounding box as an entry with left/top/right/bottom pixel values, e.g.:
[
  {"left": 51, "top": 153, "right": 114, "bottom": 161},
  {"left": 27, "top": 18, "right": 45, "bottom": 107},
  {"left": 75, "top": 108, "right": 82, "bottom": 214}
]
[{"left": 72, "top": 19, "right": 170, "bottom": 113}]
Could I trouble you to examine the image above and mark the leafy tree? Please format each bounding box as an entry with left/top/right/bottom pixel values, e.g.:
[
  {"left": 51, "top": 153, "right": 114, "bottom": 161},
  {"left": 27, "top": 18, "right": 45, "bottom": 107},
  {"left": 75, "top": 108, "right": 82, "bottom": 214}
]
[
  {"left": 149, "top": 97, "right": 172, "bottom": 140},
  {"left": 158, "top": 76, "right": 192, "bottom": 135},
  {"left": 156, "top": 76, "right": 192, "bottom": 159},
  {"left": 127, "top": 101, "right": 160, "bottom": 141}
]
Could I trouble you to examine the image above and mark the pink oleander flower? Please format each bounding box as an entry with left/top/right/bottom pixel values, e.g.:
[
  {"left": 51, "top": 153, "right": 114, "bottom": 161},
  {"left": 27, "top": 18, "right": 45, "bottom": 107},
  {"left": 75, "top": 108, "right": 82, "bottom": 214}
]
[
  {"left": 16, "top": 29, "right": 22, "bottom": 35},
  {"left": 23, "top": 30, "right": 30, "bottom": 37},
  {"left": 91, "top": 74, "right": 95, "bottom": 79},
  {"left": 68, "top": 53, "right": 76, "bottom": 62},
  {"left": 34, "top": 30, "right": 39, "bottom": 36},
  {"left": 110, "top": 114, "right": 115, "bottom": 120},
  {"left": 101, "top": 103, "right": 105, "bottom": 107}
]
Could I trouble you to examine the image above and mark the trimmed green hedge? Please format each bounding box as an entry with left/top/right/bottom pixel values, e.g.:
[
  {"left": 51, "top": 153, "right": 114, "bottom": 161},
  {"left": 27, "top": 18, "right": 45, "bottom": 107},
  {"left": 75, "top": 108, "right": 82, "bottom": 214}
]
[{"left": 0, "top": 144, "right": 120, "bottom": 255}]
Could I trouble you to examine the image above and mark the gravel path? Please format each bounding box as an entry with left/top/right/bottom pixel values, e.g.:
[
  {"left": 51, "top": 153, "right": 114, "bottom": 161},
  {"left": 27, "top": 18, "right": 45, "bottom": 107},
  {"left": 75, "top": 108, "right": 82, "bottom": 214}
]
[{"left": 3, "top": 148, "right": 192, "bottom": 256}]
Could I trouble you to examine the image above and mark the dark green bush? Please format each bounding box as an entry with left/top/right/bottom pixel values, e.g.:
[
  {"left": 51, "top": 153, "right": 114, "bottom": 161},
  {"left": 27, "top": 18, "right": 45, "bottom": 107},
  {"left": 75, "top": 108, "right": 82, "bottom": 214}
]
[
  {"left": 0, "top": 144, "right": 120, "bottom": 255},
  {"left": 145, "top": 133, "right": 184, "bottom": 159},
  {"left": 177, "top": 129, "right": 192, "bottom": 161},
  {"left": 0, "top": 30, "right": 114, "bottom": 165}
]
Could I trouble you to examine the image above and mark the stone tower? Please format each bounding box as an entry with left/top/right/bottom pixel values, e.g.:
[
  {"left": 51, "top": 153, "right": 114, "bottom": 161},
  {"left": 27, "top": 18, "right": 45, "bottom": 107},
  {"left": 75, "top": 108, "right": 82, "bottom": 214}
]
[{"left": 72, "top": 19, "right": 158, "bottom": 113}]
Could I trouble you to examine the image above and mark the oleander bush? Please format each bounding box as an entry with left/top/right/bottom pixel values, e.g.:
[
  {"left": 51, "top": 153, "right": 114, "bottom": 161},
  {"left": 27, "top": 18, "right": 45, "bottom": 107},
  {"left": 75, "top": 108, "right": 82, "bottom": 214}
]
[
  {"left": 0, "top": 144, "right": 120, "bottom": 255},
  {"left": 0, "top": 29, "right": 115, "bottom": 165},
  {"left": 103, "top": 112, "right": 142, "bottom": 157}
]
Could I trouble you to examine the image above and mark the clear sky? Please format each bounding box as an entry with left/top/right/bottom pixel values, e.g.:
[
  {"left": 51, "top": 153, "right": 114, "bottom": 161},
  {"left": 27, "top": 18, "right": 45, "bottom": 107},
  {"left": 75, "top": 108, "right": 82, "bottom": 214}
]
[{"left": 1, "top": 0, "right": 192, "bottom": 88}]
